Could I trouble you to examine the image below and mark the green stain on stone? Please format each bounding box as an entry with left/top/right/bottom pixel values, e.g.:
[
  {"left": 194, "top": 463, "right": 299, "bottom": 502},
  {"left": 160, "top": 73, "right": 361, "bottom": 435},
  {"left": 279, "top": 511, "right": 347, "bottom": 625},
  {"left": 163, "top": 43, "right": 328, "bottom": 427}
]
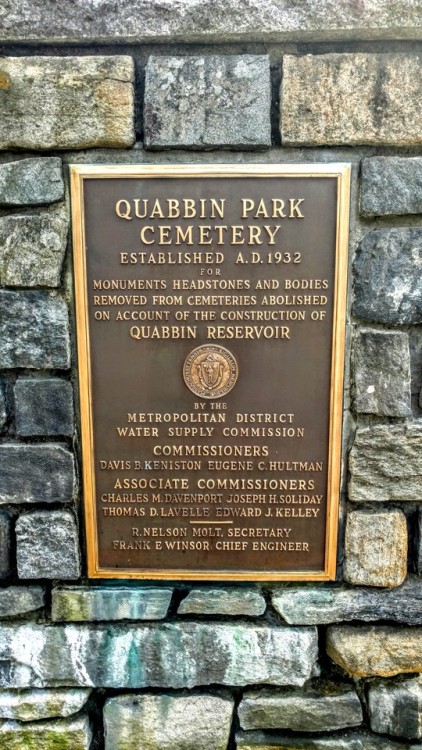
[{"left": 2, "top": 728, "right": 85, "bottom": 750}]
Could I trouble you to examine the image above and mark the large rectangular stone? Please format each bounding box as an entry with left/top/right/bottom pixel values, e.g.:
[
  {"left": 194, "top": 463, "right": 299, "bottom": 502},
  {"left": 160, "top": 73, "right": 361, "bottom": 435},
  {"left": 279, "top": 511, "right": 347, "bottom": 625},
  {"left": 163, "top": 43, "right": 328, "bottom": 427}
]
[
  {"left": 0, "top": 587, "right": 45, "bottom": 618},
  {"left": 0, "top": 157, "right": 64, "bottom": 206},
  {"left": 16, "top": 511, "right": 81, "bottom": 580},
  {"left": 144, "top": 55, "right": 271, "bottom": 150},
  {"left": 272, "top": 576, "right": 422, "bottom": 626},
  {"left": 353, "top": 229, "right": 422, "bottom": 325},
  {"left": 52, "top": 587, "right": 173, "bottom": 621},
  {"left": 0, "top": 1, "right": 419, "bottom": 44},
  {"left": 0, "top": 207, "right": 68, "bottom": 287},
  {"left": 238, "top": 686, "right": 363, "bottom": 732},
  {"left": 327, "top": 625, "right": 422, "bottom": 678},
  {"left": 0, "top": 445, "right": 76, "bottom": 505},
  {"left": 281, "top": 54, "right": 422, "bottom": 146},
  {"left": 0, "top": 291, "right": 70, "bottom": 369},
  {"left": 15, "top": 378, "right": 74, "bottom": 437},
  {"left": 0, "top": 622, "right": 318, "bottom": 688},
  {"left": 344, "top": 509, "right": 407, "bottom": 588},
  {"left": 0, "top": 688, "right": 91, "bottom": 721},
  {"left": 0, "top": 56, "right": 134, "bottom": 150},
  {"left": 349, "top": 424, "right": 422, "bottom": 503},
  {"left": 0, "top": 716, "right": 91, "bottom": 750},
  {"left": 361, "top": 157, "right": 422, "bottom": 216},
  {"left": 104, "top": 694, "right": 234, "bottom": 750},
  {"left": 353, "top": 329, "right": 411, "bottom": 417}
]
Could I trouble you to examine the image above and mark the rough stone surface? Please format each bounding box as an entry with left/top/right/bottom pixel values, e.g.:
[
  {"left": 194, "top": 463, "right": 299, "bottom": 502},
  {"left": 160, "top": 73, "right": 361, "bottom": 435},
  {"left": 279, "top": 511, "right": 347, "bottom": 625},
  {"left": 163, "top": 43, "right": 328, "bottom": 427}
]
[
  {"left": 0, "top": 512, "right": 12, "bottom": 579},
  {"left": 353, "top": 229, "right": 422, "bottom": 325},
  {"left": 16, "top": 511, "right": 81, "bottom": 580},
  {"left": 104, "top": 693, "right": 234, "bottom": 750},
  {"left": 281, "top": 54, "right": 422, "bottom": 146},
  {"left": 353, "top": 329, "right": 411, "bottom": 417},
  {"left": 236, "top": 729, "right": 421, "bottom": 749},
  {"left": 0, "top": 1, "right": 419, "bottom": 43},
  {"left": 368, "top": 677, "right": 422, "bottom": 739},
  {"left": 0, "top": 444, "right": 76, "bottom": 505},
  {"left": 0, "top": 291, "right": 70, "bottom": 369},
  {"left": 272, "top": 576, "right": 422, "bottom": 626},
  {"left": 0, "top": 586, "right": 45, "bottom": 618},
  {"left": 349, "top": 424, "right": 422, "bottom": 503},
  {"left": 15, "top": 379, "right": 74, "bottom": 437},
  {"left": 344, "top": 508, "right": 407, "bottom": 588},
  {"left": 238, "top": 685, "right": 363, "bottom": 732},
  {"left": 144, "top": 55, "right": 271, "bottom": 150},
  {"left": 0, "top": 382, "right": 5, "bottom": 430},
  {"left": 418, "top": 509, "right": 422, "bottom": 576},
  {"left": 0, "top": 622, "right": 318, "bottom": 688},
  {"left": 0, "top": 715, "right": 92, "bottom": 750},
  {"left": 0, "top": 208, "right": 68, "bottom": 287},
  {"left": 0, "top": 688, "right": 91, "bottom": 721},
  {"left": 0, "top": 157, "right": 64, "bottom": 206},
  {"left": 361, "top": 157, "right": 422, "bottom": 216},
  {"left": 52, "top": 587, "right": 173, "bottom": 621},
  {"left": 0, "top": 56, "right": 134, "bottom": 150},
  {"left": 178, "top": 587, "right": 266, "bottom": 616},
  {"left": 327, "top": 626, "right": 422, "bottom": 678}
]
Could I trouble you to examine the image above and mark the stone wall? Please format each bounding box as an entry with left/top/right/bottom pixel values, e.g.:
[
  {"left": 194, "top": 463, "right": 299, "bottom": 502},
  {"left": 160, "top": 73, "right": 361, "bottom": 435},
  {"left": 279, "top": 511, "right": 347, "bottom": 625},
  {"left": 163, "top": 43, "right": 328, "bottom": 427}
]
[{"left": 0, "top": 2, "right": 421, "bottom": 748}]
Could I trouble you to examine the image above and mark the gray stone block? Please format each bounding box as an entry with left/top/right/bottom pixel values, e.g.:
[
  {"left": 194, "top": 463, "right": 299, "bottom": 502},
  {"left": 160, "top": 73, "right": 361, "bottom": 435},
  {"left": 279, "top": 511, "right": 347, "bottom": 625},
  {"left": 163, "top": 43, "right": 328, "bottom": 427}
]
[
  {"left": 0, "top": 688, "right": 91, "bottom": 721},
  {"left": 361, "top": 157, "right": 422, "bottom": 216},
  {"left": 0, "top": 157, "right": 64, "bottom": 206},
  {"left": 0, "top": 622, "right": 318, "bottom": 688},
  {"left": 0, "top": 1, "right": 419, "bottom": 44},
  {"left": 272, "top": 576, "right": 422, "bottom": 626},
  {"left": 0, "top": 382, "right": 6, "bottom": 430},
  {"left": 353, "top": 228, "right": 422, "bottom": 325},
  {"left": 0, "top": 586, "right": 45, "bottom": 618},
  {"left": 144, "top": 55, "right": 271, "bottom": 150},
  {"left": 0, "top": 208, "right": 68, "bottom": 287},
  {"left": 0, "top": 512, "right": 12, "bottom": 579},
  {"left": 281, "top": 54, "right": 422, "bottom": 146},
  {"left": 16, "top": 510, "right": 81, "bottom": 580},
  {"left": 52, "top": 586, "right": 173, "bottom": 621},
  {"left": 344, "top": 509, "right": 407, "bottom": 588},
  {"left": 353, "top": 329, "right": 411, "bottom": 417},
  {"left": 418, "top": 509, "right": 422, "bottom": 576},
  {"left": 0, "top": 715, "right": 91, "bottom": 750},
  {"left": 0, "top": 291, "right": 70, "bottom": 369},
  {"left": 236, "top": 729, "right": 420, "bottom": 749},
  {"left": 0, "top": 444, "right": 76, "bottom": 505},
  {"left": 238, "top": 685, "right": 362, "bottom": 732},
  {"left": 368, "top": 677, "right": 422, "bottom": 739},
  {"left": 15, "top": 379, "right": 74, "bottom": 437},
  {"left": 327, "top": 625, "right": 422, "bottom": 678},
  {"left": 349, "top": 424, "right": 422, "bottom": 503},
  {"left": 0, "top": 56, "right": 135, "bottom": 150},
  {"left": 104, "top": 693, "right": 234, "bottom": 750},
  {"left": 178, "top": 587, "right": 266, "bottom": 616}
]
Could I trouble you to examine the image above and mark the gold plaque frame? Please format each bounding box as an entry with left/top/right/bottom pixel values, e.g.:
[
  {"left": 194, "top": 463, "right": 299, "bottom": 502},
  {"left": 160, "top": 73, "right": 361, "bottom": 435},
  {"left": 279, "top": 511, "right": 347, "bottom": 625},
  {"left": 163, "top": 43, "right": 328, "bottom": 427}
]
[{"left": 71, "top": 163, "right": 350, "bottom": 581}]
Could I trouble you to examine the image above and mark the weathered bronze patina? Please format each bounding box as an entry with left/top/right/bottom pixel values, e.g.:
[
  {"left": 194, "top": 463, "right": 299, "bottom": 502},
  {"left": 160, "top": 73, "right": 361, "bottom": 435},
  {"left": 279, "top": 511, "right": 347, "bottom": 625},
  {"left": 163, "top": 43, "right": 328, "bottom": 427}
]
[{"left": 71, "top": 164, "right": 350, "bottom": 580}]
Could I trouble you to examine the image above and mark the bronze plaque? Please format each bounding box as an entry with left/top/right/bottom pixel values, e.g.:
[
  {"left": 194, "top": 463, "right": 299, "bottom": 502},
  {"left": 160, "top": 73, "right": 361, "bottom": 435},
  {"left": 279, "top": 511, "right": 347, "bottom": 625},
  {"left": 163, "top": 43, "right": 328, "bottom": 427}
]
[{"left": 71, "top": 164, "right": 350, "bottom": 580}]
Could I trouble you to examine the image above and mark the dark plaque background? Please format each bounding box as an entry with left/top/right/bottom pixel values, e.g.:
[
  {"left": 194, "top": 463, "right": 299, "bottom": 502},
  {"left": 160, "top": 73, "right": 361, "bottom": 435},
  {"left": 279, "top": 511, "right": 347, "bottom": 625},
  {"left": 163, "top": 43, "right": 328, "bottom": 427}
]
[{"left": 76, "top": 169, "right": 345, "bottom": 577}]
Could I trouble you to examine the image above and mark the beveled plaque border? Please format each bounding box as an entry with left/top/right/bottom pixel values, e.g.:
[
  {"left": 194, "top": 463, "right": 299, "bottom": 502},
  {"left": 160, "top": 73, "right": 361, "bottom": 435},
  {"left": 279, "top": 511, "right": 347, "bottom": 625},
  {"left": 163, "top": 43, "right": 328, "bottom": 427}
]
[{"left": 70, "top": 163, "right": 351, "bottom": 581}]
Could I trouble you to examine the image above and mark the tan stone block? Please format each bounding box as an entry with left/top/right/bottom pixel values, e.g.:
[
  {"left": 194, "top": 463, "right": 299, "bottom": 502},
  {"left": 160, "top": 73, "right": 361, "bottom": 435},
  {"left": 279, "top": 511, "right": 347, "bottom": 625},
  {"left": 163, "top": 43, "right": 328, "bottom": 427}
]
[
  {"left": 344, "top": 508, "right": 407, "bottom": 588},
  {"left": 281, "top": 53, "right": 422, "bottom": 146},
  {"left": 327, "top": 626, "right": 422, "bottom": 678},
  {"left": 0, "top": 56, "right": 135, "bottom": 150}
]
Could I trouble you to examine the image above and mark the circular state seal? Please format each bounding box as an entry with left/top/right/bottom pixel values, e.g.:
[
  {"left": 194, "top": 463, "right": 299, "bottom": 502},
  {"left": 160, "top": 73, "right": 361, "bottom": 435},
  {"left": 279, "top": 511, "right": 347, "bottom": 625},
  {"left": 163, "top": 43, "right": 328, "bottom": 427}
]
[{"left": 183, "top": 344, "right": 238, "bottom": 399}]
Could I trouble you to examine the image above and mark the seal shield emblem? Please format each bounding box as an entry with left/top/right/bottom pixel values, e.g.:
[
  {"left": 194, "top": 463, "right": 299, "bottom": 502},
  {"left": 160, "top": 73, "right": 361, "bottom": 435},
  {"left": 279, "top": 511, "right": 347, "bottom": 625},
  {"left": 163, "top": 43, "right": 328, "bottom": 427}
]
[{"left": 183, "top": 345, "right": 238, "bottom": 399}]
